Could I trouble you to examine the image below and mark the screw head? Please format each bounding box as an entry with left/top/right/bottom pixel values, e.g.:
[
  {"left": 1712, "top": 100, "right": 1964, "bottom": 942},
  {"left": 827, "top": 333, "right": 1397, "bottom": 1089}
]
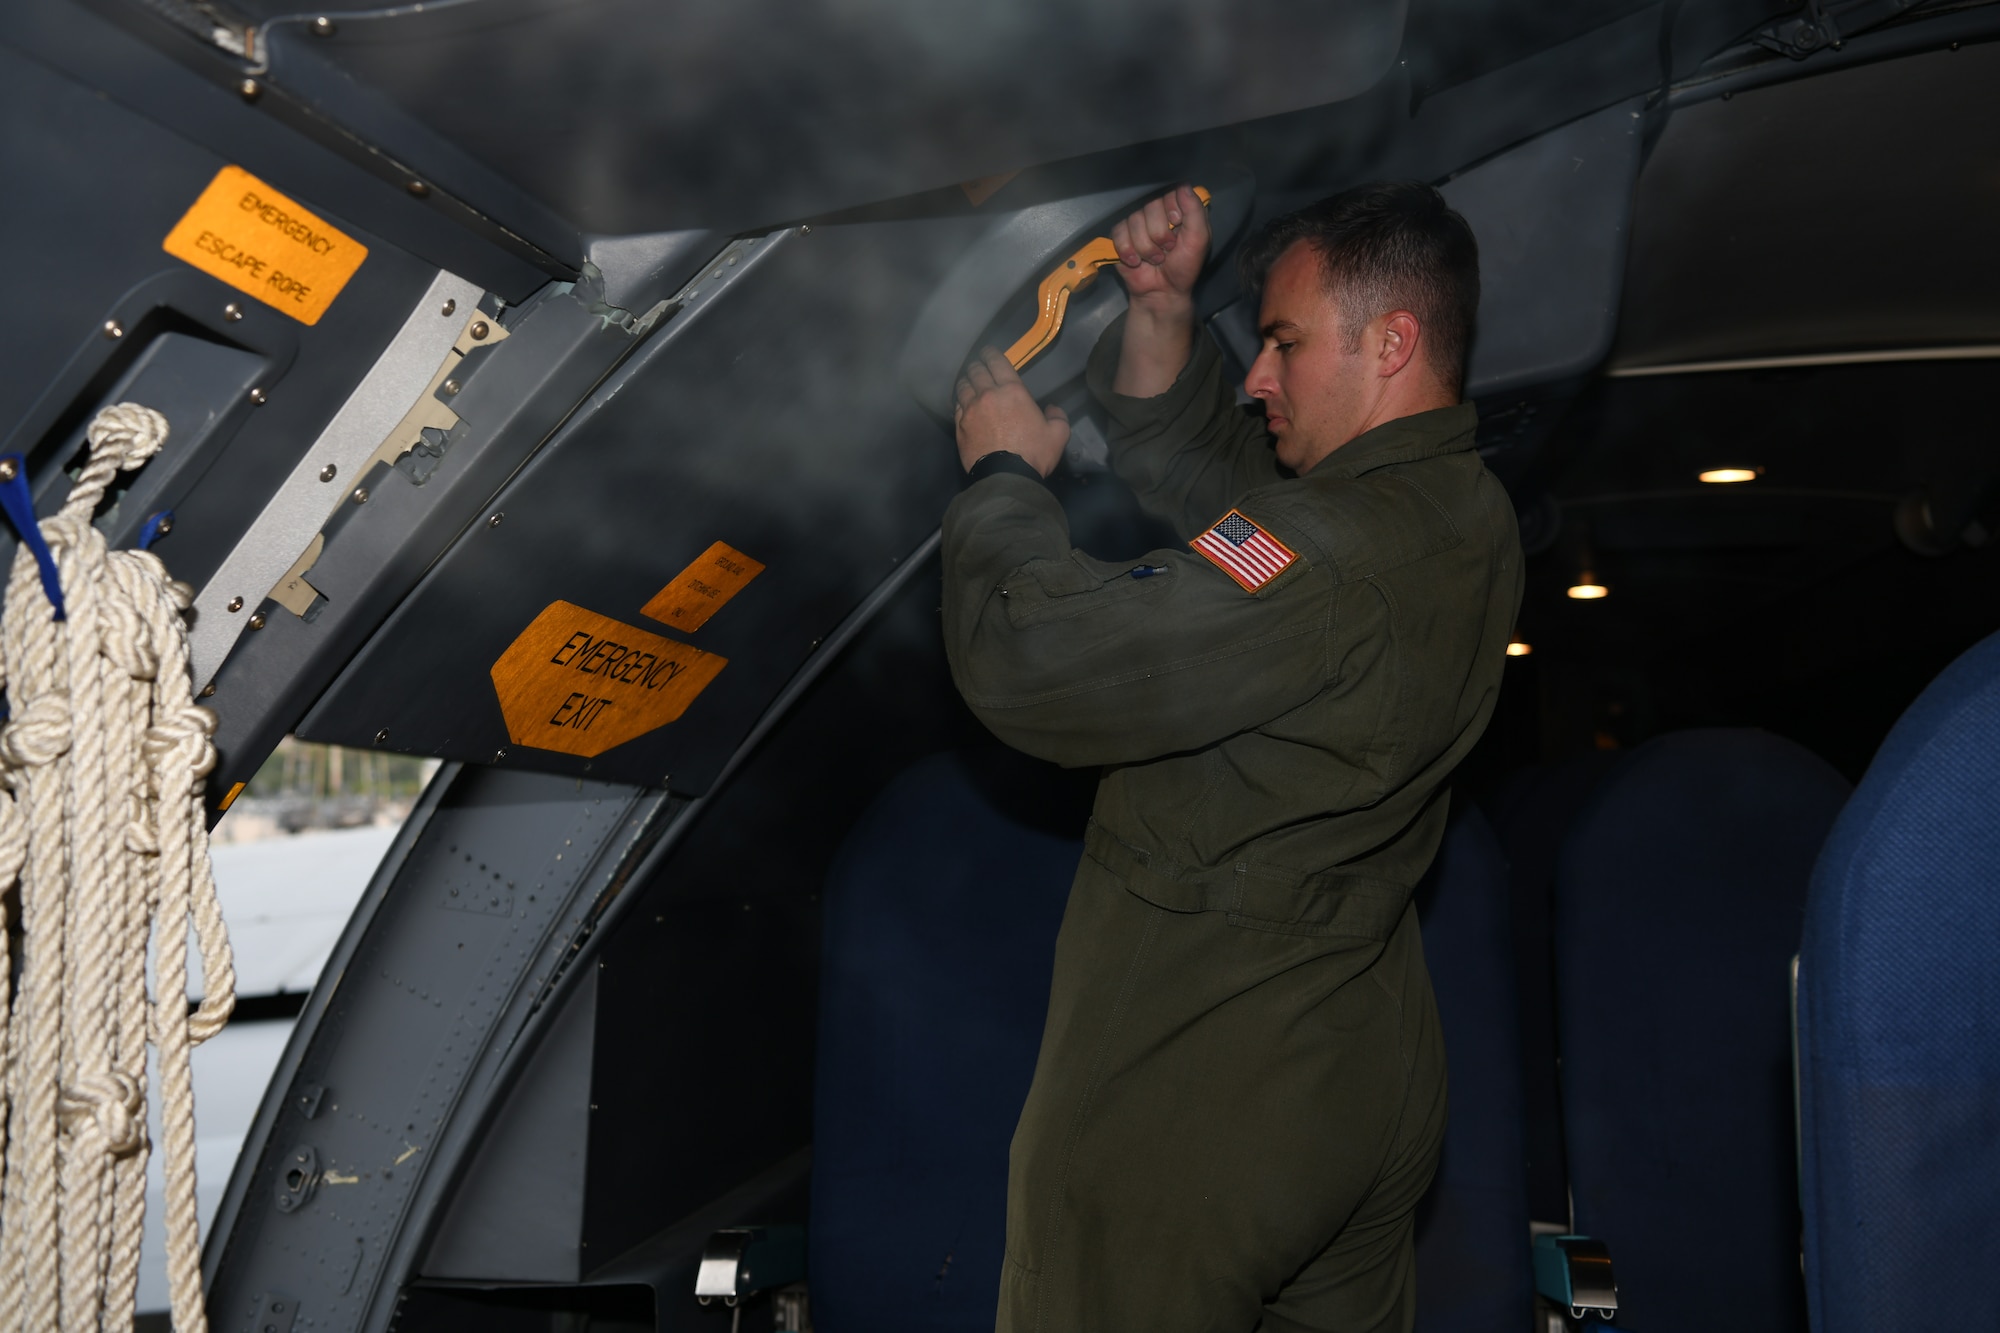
[
  {"left": 200, "top": 684, "right": 216, "bottom": 697},
  {"left": 492, "top": 749, "right": 506, "bottom": 762},
  {"left": 374, "top": 728, "right": 389, "bottom": 744},
  {"left": 469, "top": 320, "right": 489, "bottom": 340},
  {"left": 0, "top": 460, "right": 16, "bottom": 483},
  {"left": 223, "top": 302, "right": 243, "bottom": 322},
  {"left": 319, "top": 464, "right": 337, "bottom": 482},
  {"left": 102, "top": 319, "right": 123, "bottom": 340},
  {"left": 155, "top": 516, "right": 174, "bottom": 535},
  {"left": 227, "top": 597, "right": 244, "bottom": 613},
  {"left": 406, "top": 180, "right": 430, "bottom": 198},
  {"left": 442, "top": 379, "right": 461, "bottom": 395},
  {"left": 248, "top": 613, "right": 266, "bottom": 630},
  {"left": 441, "top": 299, "right": 456, "bottom": 316},
  {"left": 248, "top": 387, "right": 268, "bottom": 405},
  {"left": 238, "top": 78, "right": 261, "bottom": 101},
  {"left": 351, "top": 487, "right": 369, "bottom": 504},
  {"left": 488, "top": 512, "right": 503, "bottom": 528},
  {"left": 309, "top": 14, "right": 336, "bottom": 35}
]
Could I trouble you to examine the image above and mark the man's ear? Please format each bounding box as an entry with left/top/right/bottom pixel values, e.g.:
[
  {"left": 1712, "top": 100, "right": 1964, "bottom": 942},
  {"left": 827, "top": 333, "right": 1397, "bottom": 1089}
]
[{"left": 1375, "top": 310, "right": 1422, "bottom": 379}]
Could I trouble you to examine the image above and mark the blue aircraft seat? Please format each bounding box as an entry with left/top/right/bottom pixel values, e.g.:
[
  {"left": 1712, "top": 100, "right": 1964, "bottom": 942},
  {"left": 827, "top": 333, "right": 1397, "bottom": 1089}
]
[
  {"left": 810, "top": 749, "right": 1081, "bottom": 1333},
  {"left": 1485, "top": 753, "right": 1622, "bottom": 1226},
  {"left": 1554, "top": 729, "right": 1850, "bottom": 1332},
  {"left": 1411, "top": 801, "right": 1534, "bottom": 1332},
  {"left": 1798, "top": 629, "right": 2000, "bottom": 1332}
]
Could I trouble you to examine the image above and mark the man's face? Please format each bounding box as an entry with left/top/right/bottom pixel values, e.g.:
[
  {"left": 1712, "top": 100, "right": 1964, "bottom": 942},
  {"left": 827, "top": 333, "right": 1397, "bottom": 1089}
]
[{"left": 1244, "top": 243, "right": 1374, "bottom": 474}]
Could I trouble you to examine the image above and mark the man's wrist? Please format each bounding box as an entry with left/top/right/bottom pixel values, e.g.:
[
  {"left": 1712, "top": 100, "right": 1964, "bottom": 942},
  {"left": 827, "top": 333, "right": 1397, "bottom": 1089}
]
[
  {"left": 963, "top": 450, "right": 1046, "bottom": 487},
  {"left": 1115, "top": 298, "right": 1197, "bottom": 399},
  {"left": 1125, "top": 292, "right": 1196, "bottom": 333}
]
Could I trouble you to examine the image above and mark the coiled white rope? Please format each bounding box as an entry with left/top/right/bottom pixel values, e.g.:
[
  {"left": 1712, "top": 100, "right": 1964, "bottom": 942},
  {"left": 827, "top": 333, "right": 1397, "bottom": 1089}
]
[{"left": 0, "top": 402, "right": 234, "bottom": 1332}]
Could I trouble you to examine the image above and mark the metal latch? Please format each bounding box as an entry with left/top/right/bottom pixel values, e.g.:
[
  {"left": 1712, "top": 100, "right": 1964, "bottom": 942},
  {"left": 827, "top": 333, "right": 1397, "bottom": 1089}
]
[{"left": 273, "top": 1144, "right": 318, "bottom": 1214}]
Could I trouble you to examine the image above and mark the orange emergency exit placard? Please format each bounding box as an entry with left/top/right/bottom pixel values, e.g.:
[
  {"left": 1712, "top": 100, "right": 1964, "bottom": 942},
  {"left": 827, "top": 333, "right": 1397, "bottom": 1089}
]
[
  {"left": 491, "top": 601, "right": 727, "bottom": 758},
  {"left": 161, "top": 166, "right": 368, "bottom": 325},
  {"left": 641, "top": 541, "right": 765, "bottom": 633}
]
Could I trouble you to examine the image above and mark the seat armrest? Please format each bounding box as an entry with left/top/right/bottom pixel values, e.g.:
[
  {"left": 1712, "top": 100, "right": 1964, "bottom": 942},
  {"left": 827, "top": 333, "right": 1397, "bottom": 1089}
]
[
  {"left": 1533, "top": 1232, "right": 1619, "bottom": 1319},
  {"left": 694, "top": 1224, "right": 806, "bottom": 1306}
]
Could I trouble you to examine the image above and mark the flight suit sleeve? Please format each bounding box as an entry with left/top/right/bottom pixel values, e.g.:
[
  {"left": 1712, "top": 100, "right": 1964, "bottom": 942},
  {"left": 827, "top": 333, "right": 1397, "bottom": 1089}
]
[
  {"left": 940, "top": 475, "right": 1332, "bottom": 768},
  {"left": 1086, "top": 314, "right": 1283, "bottom": 541}
]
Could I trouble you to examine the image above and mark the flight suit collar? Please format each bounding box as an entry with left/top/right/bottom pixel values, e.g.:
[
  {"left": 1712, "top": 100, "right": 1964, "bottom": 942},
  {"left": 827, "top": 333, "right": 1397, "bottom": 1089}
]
[{"left": 1303, "top": 403, "right": 1479, "bottom": 481}]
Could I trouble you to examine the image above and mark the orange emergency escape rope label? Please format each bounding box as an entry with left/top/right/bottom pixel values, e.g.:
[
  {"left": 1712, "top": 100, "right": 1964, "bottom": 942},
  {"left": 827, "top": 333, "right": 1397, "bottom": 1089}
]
[
  {"left": 491, "top": 601, "right": 727, "bottom": 758},
  {"left": 641, "top": 541, "right": 765, "bottom": 633},
  {"left": 161, "top": 166, "right": 368, "bottom": 325}
]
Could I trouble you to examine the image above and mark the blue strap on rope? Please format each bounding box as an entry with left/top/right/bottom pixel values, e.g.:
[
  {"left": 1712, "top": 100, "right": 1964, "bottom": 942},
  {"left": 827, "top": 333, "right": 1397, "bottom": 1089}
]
[
  {"left": 0, "top": 453, "right": 63, "bottom": 621},
  {"left": 138, "top": 509, "right": 174, "bottom": 551}
]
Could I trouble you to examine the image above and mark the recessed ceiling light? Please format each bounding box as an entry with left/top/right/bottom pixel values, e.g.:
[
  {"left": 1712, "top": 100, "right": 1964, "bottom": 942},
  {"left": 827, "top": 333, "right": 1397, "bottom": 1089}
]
[
  {"left": 1506, "top": 639, "right": 1533, "bottom": 657},
  {"left": 1698, "top": 467, "right": 1760, "bottom": 484},
  {"left": 1566, "top": 581, "right": 1609, "bottom": 600}
]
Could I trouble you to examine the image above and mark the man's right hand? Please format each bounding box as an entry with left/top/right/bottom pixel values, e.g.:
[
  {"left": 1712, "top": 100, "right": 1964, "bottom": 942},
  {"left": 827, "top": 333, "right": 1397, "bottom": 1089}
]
[{"left": 1110, "top": 184, "right": 1210, "bottom": 399}]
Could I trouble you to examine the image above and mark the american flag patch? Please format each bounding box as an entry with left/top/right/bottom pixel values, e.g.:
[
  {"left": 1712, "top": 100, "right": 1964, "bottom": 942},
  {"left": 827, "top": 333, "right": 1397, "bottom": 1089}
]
[{"left": 1191, "top": 509, "right": 1297, "bottom": 592}]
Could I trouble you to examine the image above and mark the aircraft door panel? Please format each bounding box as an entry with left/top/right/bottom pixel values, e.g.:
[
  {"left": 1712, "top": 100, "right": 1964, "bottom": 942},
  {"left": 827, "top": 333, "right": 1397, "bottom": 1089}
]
[
  {"left": 197, "top": 254, "right": 709, "bottom": 818},
  {"left": 13, "top": 1, "right": 566, "bottom": 301},
  {"left": 420, "top": 970, "right": 597, "bottom": 1283},
  {"left": 204, "top": 766, "right": 670, "bottom": 1332},
  {"left": 0, "top": 31, "right": 443, "bottom": 596},
  {"left": 294, "top": 216, "right": 985, "bottom": 792},
  {"left": 898, "top": 173, "right": 1257, "bottom": 425}
]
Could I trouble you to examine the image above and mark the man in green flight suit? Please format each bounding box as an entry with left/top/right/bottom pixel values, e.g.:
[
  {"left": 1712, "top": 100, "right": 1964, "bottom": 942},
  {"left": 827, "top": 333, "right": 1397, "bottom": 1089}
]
[{"left": 942, "top": 180, "right": 1523, "bottom": 1331}]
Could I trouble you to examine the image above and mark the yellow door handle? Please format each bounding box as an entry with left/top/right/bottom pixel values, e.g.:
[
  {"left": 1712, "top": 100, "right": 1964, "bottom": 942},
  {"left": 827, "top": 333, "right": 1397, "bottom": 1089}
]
[{"left": 1003, "top": 186, "right": 1211, "bottom": 372}]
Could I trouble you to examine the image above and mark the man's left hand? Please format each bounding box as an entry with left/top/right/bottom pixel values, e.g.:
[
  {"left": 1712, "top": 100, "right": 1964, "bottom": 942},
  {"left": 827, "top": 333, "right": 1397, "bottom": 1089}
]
[{"left": 954, "top": 347, "right": 1070, "bottom": 477}]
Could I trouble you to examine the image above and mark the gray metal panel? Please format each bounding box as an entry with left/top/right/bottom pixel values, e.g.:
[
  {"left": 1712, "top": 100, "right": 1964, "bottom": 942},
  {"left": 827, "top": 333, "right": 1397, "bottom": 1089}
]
[
  {"left": 252, "top": 0, "right": 1406, "bottom": 235},
  {"left": 0, "top": 39, "right": 228, "bottom": 446},
  {"left": 294, "top": 215, "right": 973, "bottom": 792},
  {"left": 420, "top": 970, "right": 596, "bottom": 1283},
  {"left": 0, "top": 14, "right": 469, "bottom": 611},
  {"left": 213, "top": 531, "right": 940, "bottom": 1331},
  {"left": 12, "top": 0, "right": 555, "bottom": 301},
  {"left": 24, "top": 332, "right": 265, "bottom": 545},
  {"left": 1616, "top": 39, "right": 2000, "bottom": 368},
  {"left": 204, "top": 766, "right": 667, "bottom": 1331},
  {"left": 198, "top": 253, "right": 706, "bottom": 816},
  {"left": 1448, "top": 98, "right": 1647, "bottom": 398}
]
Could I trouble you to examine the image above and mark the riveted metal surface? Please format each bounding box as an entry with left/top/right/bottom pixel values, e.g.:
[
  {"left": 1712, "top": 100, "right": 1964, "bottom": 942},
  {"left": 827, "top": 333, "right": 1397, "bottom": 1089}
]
[{"left": 204, "top": 767, "right": 669, "bottom": 1330}]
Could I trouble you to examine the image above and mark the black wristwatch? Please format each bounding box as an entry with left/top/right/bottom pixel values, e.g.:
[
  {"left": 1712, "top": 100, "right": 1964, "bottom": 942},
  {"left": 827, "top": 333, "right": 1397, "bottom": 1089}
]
[{"left": 964, "top": 451, "right": 1045, "bottom": 487}]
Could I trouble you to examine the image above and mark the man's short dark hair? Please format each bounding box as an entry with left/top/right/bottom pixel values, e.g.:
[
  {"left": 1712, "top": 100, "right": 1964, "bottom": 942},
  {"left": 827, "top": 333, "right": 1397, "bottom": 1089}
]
[{"left": 1237, "top": 181, "right": 1480, "bottom": 394}]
